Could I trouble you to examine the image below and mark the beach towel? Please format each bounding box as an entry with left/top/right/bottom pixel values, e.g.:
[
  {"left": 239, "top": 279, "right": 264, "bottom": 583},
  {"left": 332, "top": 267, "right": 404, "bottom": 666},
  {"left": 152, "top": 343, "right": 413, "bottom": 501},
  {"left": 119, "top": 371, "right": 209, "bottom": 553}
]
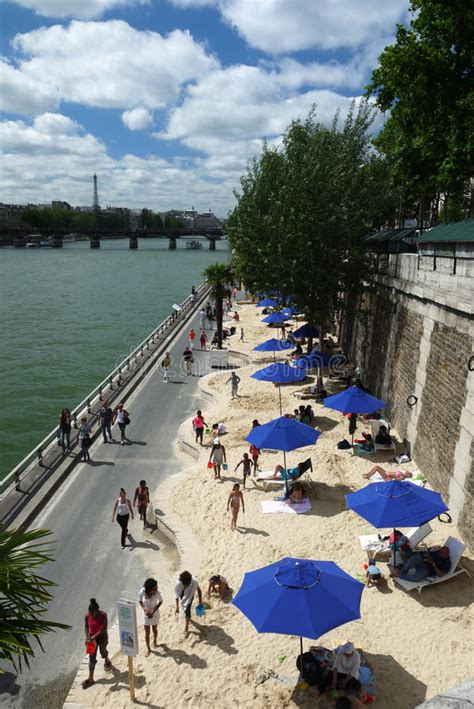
[{"left": 261, "top": 498, "right": 312, "bottom": 514}]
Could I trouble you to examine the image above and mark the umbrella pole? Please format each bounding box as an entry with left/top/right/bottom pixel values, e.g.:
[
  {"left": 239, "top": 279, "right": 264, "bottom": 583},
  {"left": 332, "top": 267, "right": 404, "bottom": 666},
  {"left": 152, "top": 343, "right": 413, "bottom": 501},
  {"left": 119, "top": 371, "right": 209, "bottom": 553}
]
[
  {"left": 283, "top": 449, "right": 288, "bottom": 496},
  {"left": 299, "top": 637, "right": 303, "bottom": 678},
  {"left": 393, "top": 527, "right": 396, "bottom": 568},
  {"left": 278, "top": 385, "right": 283, "bottom": 416}
]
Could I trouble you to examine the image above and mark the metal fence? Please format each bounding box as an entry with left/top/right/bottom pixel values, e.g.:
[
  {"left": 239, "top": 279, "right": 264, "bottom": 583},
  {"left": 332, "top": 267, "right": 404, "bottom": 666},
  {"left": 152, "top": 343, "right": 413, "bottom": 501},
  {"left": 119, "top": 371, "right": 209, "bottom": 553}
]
[{"left": 0, "top": 282, "right": 209, "bottom": 498}]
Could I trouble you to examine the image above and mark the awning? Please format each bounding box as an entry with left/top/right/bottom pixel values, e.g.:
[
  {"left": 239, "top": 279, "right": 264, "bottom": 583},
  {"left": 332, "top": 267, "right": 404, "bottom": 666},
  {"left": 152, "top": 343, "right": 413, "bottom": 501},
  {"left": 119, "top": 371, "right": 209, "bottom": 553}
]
[{"left": 417, "top": 219, "right": 474, "bottom": 244}]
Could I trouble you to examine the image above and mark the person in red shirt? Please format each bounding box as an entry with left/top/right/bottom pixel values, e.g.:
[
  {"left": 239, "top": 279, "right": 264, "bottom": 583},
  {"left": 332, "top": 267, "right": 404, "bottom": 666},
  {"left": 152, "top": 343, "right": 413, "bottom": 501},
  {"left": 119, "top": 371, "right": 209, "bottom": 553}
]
[
  {"left": 83, "top": 598, "right": 111, "bottom": 688},
  {"left": 188, "top": 328, "right": 196, "bottom": 350},
  {"left": 193, "top": 410, "right": 208, "bottom": 445},
  {"left": 200, "top": 330, "right": 207, "bottom": 350}
]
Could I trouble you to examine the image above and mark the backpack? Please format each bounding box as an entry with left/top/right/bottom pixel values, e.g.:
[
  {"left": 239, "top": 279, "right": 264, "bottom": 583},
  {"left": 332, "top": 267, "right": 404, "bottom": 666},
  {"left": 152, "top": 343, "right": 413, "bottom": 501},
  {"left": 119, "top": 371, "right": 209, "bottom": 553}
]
[{"left": 337, "top": 439, "right": 352, "bottom": 449}]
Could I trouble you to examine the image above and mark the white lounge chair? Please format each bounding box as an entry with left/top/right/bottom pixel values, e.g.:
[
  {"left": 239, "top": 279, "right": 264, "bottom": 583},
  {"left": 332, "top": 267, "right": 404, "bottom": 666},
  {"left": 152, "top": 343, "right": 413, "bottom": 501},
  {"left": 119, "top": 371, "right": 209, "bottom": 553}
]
[
  {"left": 394, "top": 536, "right": 471, "bottom": 594},
  {"left": 368, "top": 418, "right": 396, "bottom": 452},
  {"left": 359, "top": 522, "right": 433, "bottom": 560},
  {"left": 257, "top": 458, "right": 313, "bottom": 491}
]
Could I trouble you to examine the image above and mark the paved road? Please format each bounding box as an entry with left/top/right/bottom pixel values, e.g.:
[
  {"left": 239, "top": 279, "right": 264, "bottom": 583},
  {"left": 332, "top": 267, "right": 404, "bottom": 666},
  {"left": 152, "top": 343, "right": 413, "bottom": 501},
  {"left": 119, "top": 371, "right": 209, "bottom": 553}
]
[{"left": 0, "top": 308, "right": 221, "bottom": 709}]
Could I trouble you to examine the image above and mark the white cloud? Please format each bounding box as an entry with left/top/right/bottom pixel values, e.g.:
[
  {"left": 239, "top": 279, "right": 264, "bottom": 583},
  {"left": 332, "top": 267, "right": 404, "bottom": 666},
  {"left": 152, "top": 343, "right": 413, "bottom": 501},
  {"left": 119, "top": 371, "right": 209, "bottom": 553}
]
[
  {"left": 7, "top": 20, "right": 218, "bottom": 113},
  {"left": 171, "top": 0, "right": 409, "bottom": 53},
  {"left": 9, "top": 0, "right": 149, "bottom": 20},
  {"left": 0, "top": 113, "right": 235, "bottom": 214},
  {"left": 122, "top": 107, "right": 153, "bottom": 131},
  {"left": 0, "top": 59, "right": 58, "bottom": 114}
]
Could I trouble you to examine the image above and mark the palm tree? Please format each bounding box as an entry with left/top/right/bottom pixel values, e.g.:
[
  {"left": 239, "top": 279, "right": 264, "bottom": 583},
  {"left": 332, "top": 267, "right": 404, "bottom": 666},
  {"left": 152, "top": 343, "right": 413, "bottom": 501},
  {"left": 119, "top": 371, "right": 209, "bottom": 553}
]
[
  {"left": 0, "top": 528, "right": 70, "bottom": 672},
  {"left": 203, "top": 262, "right": 233, "bottom": 349}
]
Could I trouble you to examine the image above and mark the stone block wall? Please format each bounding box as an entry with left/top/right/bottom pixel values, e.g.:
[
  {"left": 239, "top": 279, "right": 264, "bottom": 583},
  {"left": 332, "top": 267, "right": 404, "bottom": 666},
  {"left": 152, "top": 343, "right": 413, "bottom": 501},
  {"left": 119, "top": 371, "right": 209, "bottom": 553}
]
[{"left": 341, "top": 253, "right": 473, "bottom": 549}]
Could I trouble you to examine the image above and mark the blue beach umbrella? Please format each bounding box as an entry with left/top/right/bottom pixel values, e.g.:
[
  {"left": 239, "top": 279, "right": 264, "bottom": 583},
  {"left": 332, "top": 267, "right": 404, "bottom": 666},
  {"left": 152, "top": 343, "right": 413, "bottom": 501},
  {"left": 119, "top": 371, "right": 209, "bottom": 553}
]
[
  {"left": 293, "top": 324, "right": 320, "bottom": 339},
  {"left": 280, "top": 307, "right": 297, "bottom": 318},
  {"left": 246, "top": 415, "right": 320, "bottom": 452},
  {"left": 346, "top": 480, "right": 448, "bottom": 565},
  {"left": 256, "top": 297, "right": 279, "bottom": 307},
  {"left": 252, "top": 362, "right": 306, "bottom": 414},
  {"left": 293, "top": 352, "right": 335, "bottom": 369},
  {"left": 246, "top": 414, "right": 320, "bottom": 494},
  {"left": 253, "top": 338, "right": 293, "bottom": 362},
  {"left": 323, "top": 386, "right": 386, "bottom": 415},
  {"left": 261, "top": 312, "right": 290, "bottom": 325},
  {"left": 233, "top": 557, "right": 364, "bottom": 661}
]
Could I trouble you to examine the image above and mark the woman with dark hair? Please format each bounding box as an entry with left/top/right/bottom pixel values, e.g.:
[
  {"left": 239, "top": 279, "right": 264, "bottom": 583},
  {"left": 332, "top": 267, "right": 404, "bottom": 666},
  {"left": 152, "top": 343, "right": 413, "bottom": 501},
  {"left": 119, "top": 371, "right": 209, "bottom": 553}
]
[
  {"left": 83, "top": 598, "right": 111, "bottom": 688},
  {"left": 138, "top": 578, "right": 163, "bottom": 657},
  {"left": 78, "top": 416, "right": 93, "bottom": 463},
  {"left": 112, "top": 488, "right": 134, "bottom": 548},
  {"left": 58, "top": 408, "right": 72, "bottom": 452}
]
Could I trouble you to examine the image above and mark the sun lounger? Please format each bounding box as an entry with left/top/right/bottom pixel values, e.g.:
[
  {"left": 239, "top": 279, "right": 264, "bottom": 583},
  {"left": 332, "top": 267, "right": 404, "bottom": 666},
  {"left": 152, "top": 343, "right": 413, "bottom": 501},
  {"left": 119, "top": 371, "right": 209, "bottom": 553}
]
[
  {"left": 257, "top": 458, "right": 313, "bottom": 490},
  {"left": 369, "top": 418, "right": 396, "bottom": 452},
  {"left": 393, "top": 536, "right": 471, "bottom": 594},
  {"left": 359, "top": 522, "right": 433, "bottom": 560}
]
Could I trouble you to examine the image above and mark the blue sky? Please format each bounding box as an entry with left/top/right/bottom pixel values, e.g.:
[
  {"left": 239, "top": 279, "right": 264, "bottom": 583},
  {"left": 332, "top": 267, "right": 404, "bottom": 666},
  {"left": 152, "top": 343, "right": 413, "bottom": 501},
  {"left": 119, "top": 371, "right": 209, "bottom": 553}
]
[{"left": 0, "top": 0, "right": 410, "bottom": 215}]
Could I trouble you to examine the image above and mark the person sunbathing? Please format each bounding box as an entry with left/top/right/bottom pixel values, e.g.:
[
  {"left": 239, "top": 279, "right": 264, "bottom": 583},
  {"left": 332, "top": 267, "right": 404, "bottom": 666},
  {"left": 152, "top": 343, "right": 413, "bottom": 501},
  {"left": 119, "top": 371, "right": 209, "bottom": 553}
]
[
  {"left": 286, "top": 481, "right": 305, "bottom": 503},
  {"left": 391, "top": 546, "right": 451, "bottom": 581},
  {"left": 264, "top": 462, "right": 305, "bottom": 481},
  {"left": 363, "top": 465, "right": 413, "bottom": 481}
]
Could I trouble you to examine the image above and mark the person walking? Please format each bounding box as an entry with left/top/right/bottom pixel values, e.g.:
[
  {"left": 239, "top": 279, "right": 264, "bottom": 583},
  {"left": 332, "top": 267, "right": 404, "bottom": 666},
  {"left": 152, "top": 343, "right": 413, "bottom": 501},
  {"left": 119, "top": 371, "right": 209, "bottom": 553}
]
[
  {"left": 193, "top": 410, "right": 208, "bottom": 445},
  {"left": 97, "top": 401, "right": 114, "bottom": 443},
  {"left": 174, "top": 570, "right": 203, "bottom": 637},
  {"left": 162, "top": 352, "right": 171, "bottom": 382},
  {"left": 227, "top": 483, "right": 245, "bottom": 530},
  {"left": 134, "top": 480, "right": 150, "bottom": 529},
  {"left": 209, "top": 437, "right": 226, "bottom": 480},
  {"left": 78, "top": 416, "right": 93, "bottom": 463},
  {"left": 113, "top": 402, "right": 130, "bottom": 445},
  {"left": 138, "top": 578, "right": 163, "bottom": 657},
  {"left": 240, "top": 328, "right": 244, "bottom": 342},
  {"left": 226, "top": 371, "right": 241, "bottom": 399},
  {"left": 58, "top": 408, "right": 72, "bottom": 453},
  {"left": 183, "top": 346, "right": 194, "bottom": 376},
  {"left": 199, "top": 330, "right": 207, "bottom": 350},
  {"left": 233, "top": 286, "right": 237, "bottom": 302},
  {"left": 188, "top": 328, "right": 196, "bottom": 350},
  {"left": 82, "top": 598, "right": 112, "bottom": 688},
  {"left": 112, "top": 488, "right": 134, "bottom": 549},
  {"left": 199, "top": 308, "right": 206, "bottom": 330}
]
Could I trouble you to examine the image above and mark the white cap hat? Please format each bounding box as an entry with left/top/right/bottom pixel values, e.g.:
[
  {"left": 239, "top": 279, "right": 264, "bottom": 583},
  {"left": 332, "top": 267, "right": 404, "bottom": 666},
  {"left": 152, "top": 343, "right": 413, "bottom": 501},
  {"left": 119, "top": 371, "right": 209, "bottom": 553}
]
[{"left": 342, "top": 642, "right": 354, "bottom": 654}]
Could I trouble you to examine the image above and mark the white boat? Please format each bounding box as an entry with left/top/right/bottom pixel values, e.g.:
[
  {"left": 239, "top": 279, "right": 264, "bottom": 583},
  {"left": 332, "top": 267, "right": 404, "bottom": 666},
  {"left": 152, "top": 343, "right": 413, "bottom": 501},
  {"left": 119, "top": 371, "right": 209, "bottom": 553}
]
[{"left": 186, "top": 239, "right": 202, "bottom": 249}]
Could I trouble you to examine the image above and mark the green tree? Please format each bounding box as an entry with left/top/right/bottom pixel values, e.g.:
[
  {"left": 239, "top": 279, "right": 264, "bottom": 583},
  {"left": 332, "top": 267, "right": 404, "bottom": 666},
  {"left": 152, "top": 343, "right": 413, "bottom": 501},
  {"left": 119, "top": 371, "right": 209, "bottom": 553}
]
[
  {"left": 228, "top": 102, "right": 397, "bottom": 335},
  {"left": 202, "top": 263, "right": 233, "bottom": 349},
  {"left": 164, "top": 216, "right": 185, "bottom": 228},
  {"left": 367, "top": 0, "right": 474, "bottom": 222},
  {"left": 0, "top": 528, "right": 70, "bottom": 671}
]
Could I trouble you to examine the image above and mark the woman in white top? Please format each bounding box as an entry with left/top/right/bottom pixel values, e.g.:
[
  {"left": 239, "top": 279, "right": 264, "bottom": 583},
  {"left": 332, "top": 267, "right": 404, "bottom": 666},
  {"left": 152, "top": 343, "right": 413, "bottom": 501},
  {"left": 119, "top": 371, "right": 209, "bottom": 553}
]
[
  {"left": 138, "top": 577, "right": 163, "bottom": 657},
  {"left": 331, "top": 642, "right": 361, "bottom": 692},
  {"left": 111, "top": 488, "right": 134, "bottom": 549},
  {"left": 113, "top": 403, "right": 130, "bottom": 445}
]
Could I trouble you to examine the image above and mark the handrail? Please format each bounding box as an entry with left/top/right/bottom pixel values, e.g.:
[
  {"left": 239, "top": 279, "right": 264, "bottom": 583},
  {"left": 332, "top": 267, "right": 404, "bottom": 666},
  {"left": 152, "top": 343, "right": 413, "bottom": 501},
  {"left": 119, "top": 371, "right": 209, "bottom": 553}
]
[{"left": 0, "top": 282, "right": 209, "bottom": 497}]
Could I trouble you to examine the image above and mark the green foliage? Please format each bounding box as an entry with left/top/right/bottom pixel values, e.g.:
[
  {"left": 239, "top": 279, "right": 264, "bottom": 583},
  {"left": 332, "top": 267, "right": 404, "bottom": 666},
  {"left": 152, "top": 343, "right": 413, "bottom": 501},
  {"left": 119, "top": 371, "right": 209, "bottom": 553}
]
[
  {"left": 164, "top": 215, "right": 185, "bottom": 228},
  {"left": 0, "top": 528, "right": 70, "bottom": 672},
  {"left": 203, "top": 262, "right": 233, "bottom": 348},
  {"left": 367, "top": 0, "right": 474, "bottom": 204},
  {"left": 21, "top": 207, "right": 131, "bottom": 231},
  {"left": 140, "top": 209, "right": 163, "bottom": 229},
  {"left": 228, "top": 102, "right": 397, "bottom": 329}
]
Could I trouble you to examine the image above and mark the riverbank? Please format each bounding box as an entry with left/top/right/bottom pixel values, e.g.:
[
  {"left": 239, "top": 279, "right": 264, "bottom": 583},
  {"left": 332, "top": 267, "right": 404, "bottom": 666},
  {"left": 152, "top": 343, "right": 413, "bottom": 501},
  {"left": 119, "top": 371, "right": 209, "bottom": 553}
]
[{"left": 66, "top": 302, "right": 474, "bottom": 709}]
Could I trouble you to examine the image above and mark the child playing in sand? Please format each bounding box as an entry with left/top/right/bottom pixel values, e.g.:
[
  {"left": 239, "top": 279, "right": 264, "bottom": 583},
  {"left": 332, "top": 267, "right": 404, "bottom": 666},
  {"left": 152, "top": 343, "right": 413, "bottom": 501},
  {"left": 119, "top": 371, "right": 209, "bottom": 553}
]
[
  {"left": 365, "top": 559, "right": 383, "bottom": 588},
  {"left": 234, "top": 453, "right": 252, "bottom": 488},
  {"left": 249, "top": 443, "right": 260, "bottom": 474},
  {"left": 227, "top": 483, "right": 244, "bottom": 530}
]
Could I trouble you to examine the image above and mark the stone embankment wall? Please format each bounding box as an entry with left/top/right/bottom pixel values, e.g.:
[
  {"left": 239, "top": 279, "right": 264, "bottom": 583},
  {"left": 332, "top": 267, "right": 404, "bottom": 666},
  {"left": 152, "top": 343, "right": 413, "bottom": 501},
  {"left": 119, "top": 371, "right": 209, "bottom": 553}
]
[{"left": 341, "top": 253, "right": 474, "bottom": 548}]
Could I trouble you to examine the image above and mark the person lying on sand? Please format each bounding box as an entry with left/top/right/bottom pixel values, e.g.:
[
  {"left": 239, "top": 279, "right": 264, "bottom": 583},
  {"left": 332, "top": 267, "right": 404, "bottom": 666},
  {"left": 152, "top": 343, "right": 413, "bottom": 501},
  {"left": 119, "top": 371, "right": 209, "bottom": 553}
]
[{"left": 363, "top": 465, "right": 413, "bottom": 481}]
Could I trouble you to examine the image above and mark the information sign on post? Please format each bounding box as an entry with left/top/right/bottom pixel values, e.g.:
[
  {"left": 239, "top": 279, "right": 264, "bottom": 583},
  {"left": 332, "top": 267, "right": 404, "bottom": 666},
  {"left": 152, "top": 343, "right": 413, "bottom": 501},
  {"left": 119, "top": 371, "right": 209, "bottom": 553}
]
[{"left": 117, "top": 599, "right": 138, "bottom": 701}]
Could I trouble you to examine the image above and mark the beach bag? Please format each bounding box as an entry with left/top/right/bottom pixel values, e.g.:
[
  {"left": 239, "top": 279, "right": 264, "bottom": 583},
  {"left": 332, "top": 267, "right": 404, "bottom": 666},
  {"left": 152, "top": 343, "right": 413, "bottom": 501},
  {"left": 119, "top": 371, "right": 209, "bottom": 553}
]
[
  {"left": 86, "top": 640, "right": 97, "bottom": 655},
  {"left": 337, "top": 439, "right": 351, "bottom": 449},
  {"left": 124, "top": 414, "right": 131, "bottom": 426},
  {"left": 207, "top": 461, "right": 214, "bottom": 469}
]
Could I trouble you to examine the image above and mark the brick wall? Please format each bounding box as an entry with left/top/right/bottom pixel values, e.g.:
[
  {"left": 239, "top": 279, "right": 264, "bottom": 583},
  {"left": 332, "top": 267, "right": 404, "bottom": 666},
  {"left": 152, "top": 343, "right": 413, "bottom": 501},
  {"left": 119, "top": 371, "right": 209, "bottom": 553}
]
[{"left": 413, "top": 324, "right": 471, "bottom": 500}]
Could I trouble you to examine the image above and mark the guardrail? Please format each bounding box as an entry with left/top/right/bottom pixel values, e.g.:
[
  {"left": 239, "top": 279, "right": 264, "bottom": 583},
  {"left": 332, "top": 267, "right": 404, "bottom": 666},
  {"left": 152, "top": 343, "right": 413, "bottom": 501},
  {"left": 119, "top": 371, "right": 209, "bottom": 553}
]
[{"left": 0, "top": 282, "right": 209, "bottom": 498}]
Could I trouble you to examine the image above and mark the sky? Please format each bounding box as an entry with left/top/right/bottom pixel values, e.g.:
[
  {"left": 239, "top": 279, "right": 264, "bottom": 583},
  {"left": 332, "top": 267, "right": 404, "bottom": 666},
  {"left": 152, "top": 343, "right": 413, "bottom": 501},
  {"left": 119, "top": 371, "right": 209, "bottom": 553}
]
[{"left": 0, "top": 0, "right": 410, "bottom": 216}]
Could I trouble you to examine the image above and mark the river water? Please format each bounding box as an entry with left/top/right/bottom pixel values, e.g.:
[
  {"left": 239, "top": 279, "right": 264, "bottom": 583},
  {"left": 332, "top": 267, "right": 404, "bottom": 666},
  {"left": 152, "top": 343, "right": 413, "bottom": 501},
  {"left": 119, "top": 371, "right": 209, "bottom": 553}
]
[{"left": 0, "top": 237, "right": 229, "bottom": 478}]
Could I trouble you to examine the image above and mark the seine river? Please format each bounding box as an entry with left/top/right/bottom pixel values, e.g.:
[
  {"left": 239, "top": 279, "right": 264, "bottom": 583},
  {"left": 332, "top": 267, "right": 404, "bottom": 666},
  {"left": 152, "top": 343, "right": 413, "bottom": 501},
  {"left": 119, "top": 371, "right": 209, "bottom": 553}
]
[{"left": 0, "top": 237, "right": 230, "bottom": 479}]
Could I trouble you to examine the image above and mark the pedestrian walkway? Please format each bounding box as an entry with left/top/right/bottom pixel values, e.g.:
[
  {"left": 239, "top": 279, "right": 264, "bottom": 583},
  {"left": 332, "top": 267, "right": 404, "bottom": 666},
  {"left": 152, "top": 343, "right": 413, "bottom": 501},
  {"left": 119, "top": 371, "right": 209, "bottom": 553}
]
[{"left": 0, "top": 307, "right": 227, "bottom": 708}]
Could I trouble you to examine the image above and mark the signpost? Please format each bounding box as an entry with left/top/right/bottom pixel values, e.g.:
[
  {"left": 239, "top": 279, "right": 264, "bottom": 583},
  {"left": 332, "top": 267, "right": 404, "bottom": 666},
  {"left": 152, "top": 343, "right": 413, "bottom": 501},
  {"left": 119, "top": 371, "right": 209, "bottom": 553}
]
[{"left": 117, "top": 599, "right": 139, "bottom": 701}]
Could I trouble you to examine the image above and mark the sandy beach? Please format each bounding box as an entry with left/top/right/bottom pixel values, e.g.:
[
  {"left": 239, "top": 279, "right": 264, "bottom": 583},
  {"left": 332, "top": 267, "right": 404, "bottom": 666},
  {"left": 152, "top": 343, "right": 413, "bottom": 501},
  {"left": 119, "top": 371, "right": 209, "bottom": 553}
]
[{"left": 72, "top": 302, "right": 474, "bottom": 709}]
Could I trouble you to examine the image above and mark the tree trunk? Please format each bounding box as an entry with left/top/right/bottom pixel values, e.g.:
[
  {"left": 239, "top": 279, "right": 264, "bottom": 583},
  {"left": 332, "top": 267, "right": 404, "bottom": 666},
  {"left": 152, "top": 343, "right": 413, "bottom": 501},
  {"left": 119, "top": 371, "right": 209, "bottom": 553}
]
[{"left": 216, "top": 288, "right": 224, "bottom": 349}]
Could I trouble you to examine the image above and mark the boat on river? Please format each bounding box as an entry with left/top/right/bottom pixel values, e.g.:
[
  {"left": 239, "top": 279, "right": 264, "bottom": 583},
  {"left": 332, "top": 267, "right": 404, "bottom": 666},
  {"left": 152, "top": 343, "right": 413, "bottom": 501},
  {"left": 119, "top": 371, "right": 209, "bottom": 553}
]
[{"left": 186, "top": 239, "right": 202, "bottom": 249}]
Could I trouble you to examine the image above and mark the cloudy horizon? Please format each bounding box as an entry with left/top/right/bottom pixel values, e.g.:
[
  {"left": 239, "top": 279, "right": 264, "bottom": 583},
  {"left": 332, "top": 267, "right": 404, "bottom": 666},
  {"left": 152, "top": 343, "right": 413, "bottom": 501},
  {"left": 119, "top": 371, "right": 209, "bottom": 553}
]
[{"left": 0, "top": 0, "right": 410, "bottom": 216}]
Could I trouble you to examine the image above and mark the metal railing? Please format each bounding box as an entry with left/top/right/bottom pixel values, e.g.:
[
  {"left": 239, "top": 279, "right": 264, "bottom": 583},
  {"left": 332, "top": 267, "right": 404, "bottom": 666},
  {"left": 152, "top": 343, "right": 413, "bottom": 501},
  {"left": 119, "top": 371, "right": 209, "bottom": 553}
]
[{"left": 0, "top": 282, "right": 209, "bottom": 498}]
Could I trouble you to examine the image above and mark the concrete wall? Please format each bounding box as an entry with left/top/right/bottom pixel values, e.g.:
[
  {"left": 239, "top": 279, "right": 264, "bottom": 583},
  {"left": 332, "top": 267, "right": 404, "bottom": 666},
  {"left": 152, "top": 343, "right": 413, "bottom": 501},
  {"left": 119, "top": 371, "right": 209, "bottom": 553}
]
[{"left": 342, "top": 253, "right": 474, "bottom": 548}]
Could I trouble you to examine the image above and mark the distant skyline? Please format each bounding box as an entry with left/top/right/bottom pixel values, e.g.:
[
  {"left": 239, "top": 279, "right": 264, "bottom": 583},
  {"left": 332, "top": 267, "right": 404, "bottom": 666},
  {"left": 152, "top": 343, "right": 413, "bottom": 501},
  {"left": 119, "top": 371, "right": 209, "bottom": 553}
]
[{"left": 0, "top": 0, "right": 410, "bottom": 216}]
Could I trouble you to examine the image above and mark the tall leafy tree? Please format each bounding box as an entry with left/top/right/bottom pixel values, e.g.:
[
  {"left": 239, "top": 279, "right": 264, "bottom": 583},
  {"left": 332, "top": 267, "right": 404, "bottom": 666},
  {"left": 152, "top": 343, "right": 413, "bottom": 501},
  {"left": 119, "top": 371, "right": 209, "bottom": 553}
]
[
  {"left": 203, "top": 263, "right": 232, "bottom": 349},
  {"left": 228, "top": 102, "right": 397, "bottom": 334},
  {"left": 367, "top": 0, "right": 474, "bottom": 221},
  {"left": 0, "top": 528, "right": 70, "bottom": 672}
]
